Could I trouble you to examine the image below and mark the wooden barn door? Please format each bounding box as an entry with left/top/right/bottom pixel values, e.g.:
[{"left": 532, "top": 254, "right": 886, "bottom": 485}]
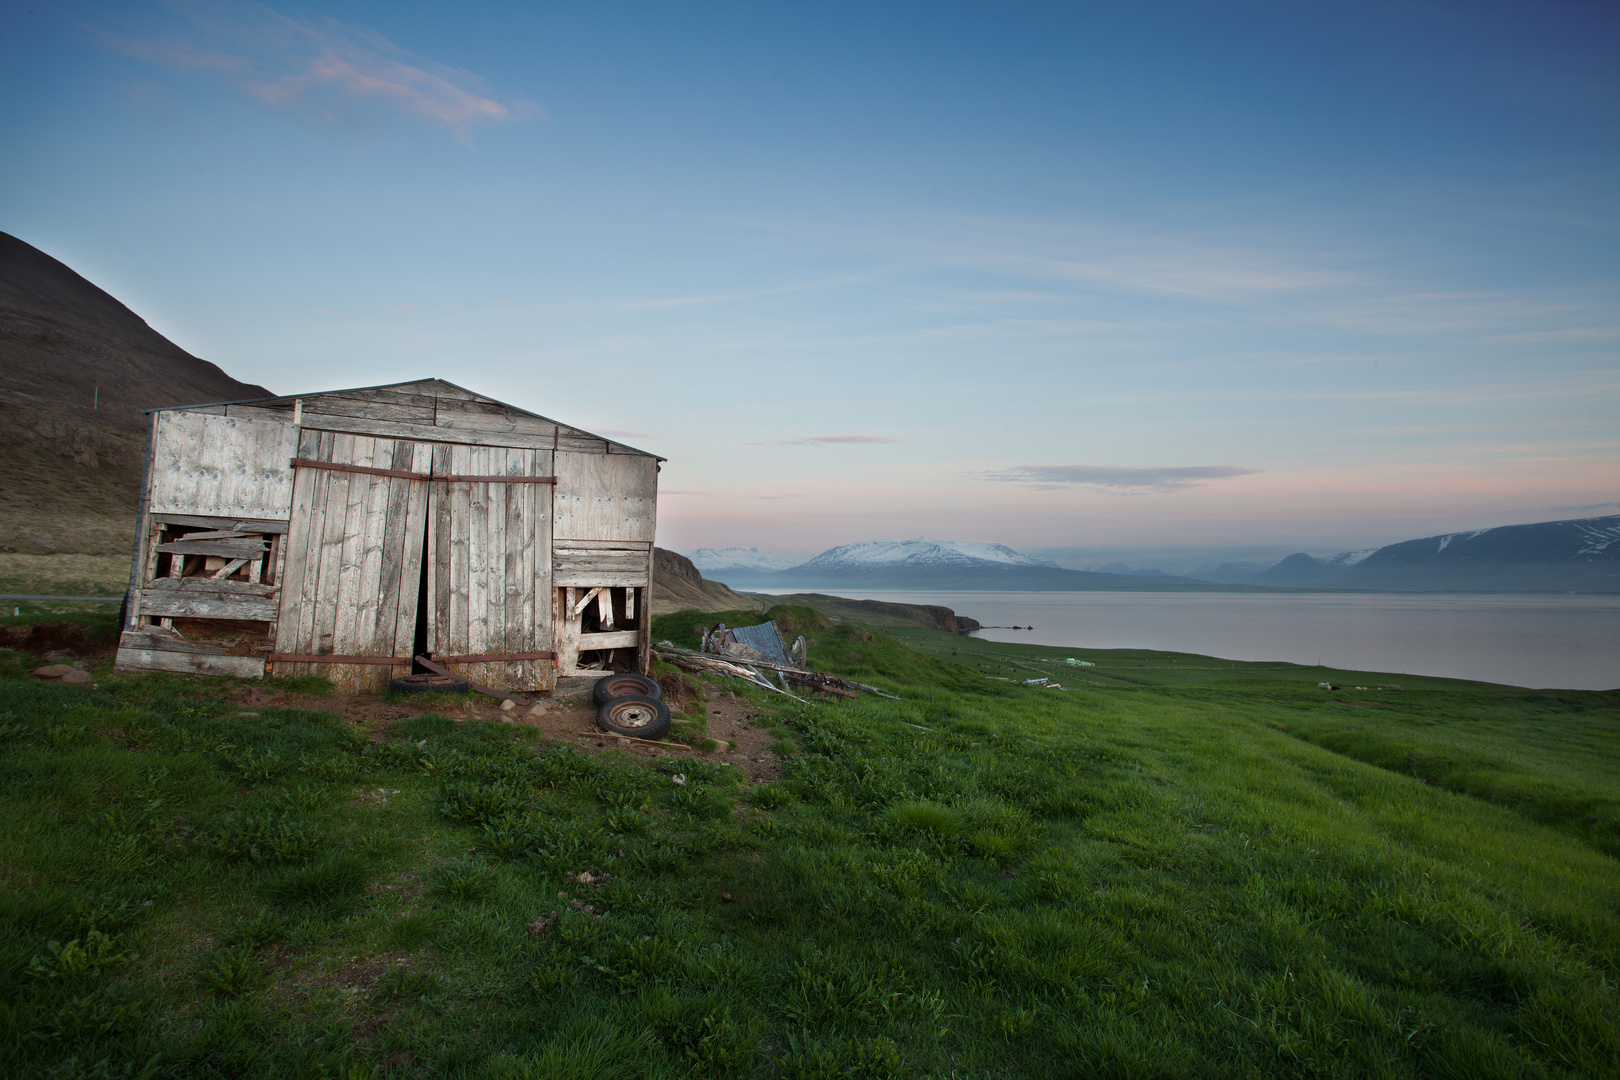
[
  {"left": 271, "top": 432, "right": 433, "bottom": 692},
  {"left": 426, "top": 444, "right": 555, "bottom": 692}
]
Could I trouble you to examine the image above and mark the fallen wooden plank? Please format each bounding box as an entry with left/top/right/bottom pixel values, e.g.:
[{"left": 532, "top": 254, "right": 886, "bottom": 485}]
[
  {"left": 575, "top": 730, "right": 692, "bottom": 750},
  {"left": 116, "top": 647, "right": 265, "bottom": 678},
  {"left": 415, "top": 655, "right": 532, "bottom": 707}
]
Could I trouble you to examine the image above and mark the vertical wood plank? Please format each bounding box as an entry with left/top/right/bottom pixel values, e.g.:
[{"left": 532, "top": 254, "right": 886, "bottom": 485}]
[
  {"left": 529, "top": 449, "right": 555, "bottom": 691},
  {"left": 326, "top": 437, "right": 374, "bottom": 691},
  {"left": 450, "top": 445, "right": 472, "bottom": 662},
  {"left": 480, "top": 446, "right": 506, "bottom": 690},
  {"left": 390, "top": 442, "right": 432, "bottom": 672},
  {"left": 355, "top": 438, "right": 396, "bottom": 691},
  {"left": 516, "top": 449, "right": 537, "bottom": 688},
  {"left": 429, "top": 444, "right": 451, "bottom": 656},
  {"left": 371, "top": 440, "right": 411, "bottom": 679},
  {"left": 273, "top": 430, "right": 322, "bottom": 678},
  {"left": 466, "top": 445, "right": 489, "bottom": 675},
  {"left": 309, "top": 433, "right": 355, "bottom": 678}
]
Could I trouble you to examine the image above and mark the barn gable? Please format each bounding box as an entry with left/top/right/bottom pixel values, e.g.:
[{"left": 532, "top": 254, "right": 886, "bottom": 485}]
[{"left": 116, "top": 380, "right": 660, "bottom": 692}]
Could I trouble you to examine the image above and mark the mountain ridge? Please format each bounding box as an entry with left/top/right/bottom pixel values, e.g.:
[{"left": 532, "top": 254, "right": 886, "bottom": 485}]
[{"left": 0, "top": 232, "right": 271, "bottom": 554}]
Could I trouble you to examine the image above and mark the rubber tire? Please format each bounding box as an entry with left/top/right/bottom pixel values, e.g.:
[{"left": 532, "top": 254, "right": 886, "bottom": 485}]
[
  {"left": 389, "top": 673, "right": 472, "bottom": 696},
  {"left": 596, "top": 695, "right": 672, "bottom": 740},
  {"left": 592, "top": 673, "right": 663, "bottom": 707}
]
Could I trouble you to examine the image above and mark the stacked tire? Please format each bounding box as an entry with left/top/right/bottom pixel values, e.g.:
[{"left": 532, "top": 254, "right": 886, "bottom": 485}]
[{"left": 592, "top": 674, "right": 671, "bottom": 740}]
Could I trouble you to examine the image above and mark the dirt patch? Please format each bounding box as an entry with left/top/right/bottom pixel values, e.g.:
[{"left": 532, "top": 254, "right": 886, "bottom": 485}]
[
  {"left": 223, "top": 682, "right": 784, "bottom": 781},
  {"left": 0, "top": 621, "right": 117, "bottom": 658},
  {"left": 507, "top": 687, "right": 782, "bottom": 782}
]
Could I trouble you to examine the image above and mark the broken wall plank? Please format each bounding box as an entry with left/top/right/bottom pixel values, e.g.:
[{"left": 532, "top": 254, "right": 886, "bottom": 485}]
[
  {"left": 152, "top": 515, "right": 289, "bottom": 534},
  {"left": 577, "top": 630, "right": 641, "bottom": 650},
  {"left": 139, "top": 590, "right": 278, "bottom": 621}
]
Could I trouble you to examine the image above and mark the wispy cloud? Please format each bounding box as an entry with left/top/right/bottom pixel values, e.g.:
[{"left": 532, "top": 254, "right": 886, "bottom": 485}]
[
  {"left": 97, "top": 1, "right": 541, "bottom": 142},
  {"left": 984, "top": 464, "right": 1261, "bottom": 492},
  {"left": 1543, "top": 502, "right": 1619, "bottom": 514},
  {"left": 661, "top": 489, "right": 805, "bottom": 500},
  {"left": 745, "top": 435, "right": 902, "bottom": 446}
]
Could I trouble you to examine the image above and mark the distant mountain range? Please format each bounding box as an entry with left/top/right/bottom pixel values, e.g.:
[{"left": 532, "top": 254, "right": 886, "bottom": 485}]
[
  {"left": 691, "top": 547, "right": 811, "bottom": 574},
  {"left": 690, "top": 538, "right": 1266, "bottom": 593},
  {"left": 692, "top": 517, "right": 1620, "bottom": 594},
  {"left": 1199, "top": 517, "right": 1620, "bottom": 593}
]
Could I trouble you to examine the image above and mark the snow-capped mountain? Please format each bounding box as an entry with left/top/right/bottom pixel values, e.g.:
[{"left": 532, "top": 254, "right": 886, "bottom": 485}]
[
  {"left": 1201, "top": 515, "right": 1620, "bottom": 591},
  {"left": 700, "top": 538, "right": 1243, "bottom": 592},
  {"left": 797, "top": 539, "right": 1059, "bottom": 571},
  {"left": 689, "top": 547, "right": 808, "bottom": 574}
]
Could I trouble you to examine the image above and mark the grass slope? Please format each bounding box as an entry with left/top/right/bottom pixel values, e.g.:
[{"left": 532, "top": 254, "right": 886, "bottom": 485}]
[{"left": 1, "top": 610, "right": 1615, "bottom": 1079}]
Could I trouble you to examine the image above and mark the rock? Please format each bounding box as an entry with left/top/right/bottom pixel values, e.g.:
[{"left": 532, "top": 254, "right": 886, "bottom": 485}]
[
  {"left": 31, "top": 664, "right": 74, "bottom": 678},
  {"left": 42, "top": 650, "right": 76, "bottom": 662},
  {"left": 525, "top": 702, "right": 549, "bottom": 718},
  {"left": 500, "top": 699, "right": 516, "bottom": 711},
  {"left": 60, "top": 670, "right": 93, "bottom": 685},
  {"left": 711, "top": 739, "right": 731, "bottom": 753}
]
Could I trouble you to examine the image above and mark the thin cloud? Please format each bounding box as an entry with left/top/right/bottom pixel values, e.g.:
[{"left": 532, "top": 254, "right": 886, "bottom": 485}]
[
  {"left": 1544, "top": 502, "right": 1619, "bottom": 514},
  {"left": 745, "top": 435, "right": 902, "bottom": 446},
  {"left": 984, "top": 464, "right": 1261, "bottom": 493},
  {"left": 655, "top": 489, "right": 803, "bottom": 500},
  {"left": 96, "top": 1, "right": 541, "bottom": 143}
]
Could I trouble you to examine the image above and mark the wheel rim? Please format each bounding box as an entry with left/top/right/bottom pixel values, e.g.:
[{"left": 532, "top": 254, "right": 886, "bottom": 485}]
[{"left": 609, "top": 702, "right": 659, "bottom": 729}]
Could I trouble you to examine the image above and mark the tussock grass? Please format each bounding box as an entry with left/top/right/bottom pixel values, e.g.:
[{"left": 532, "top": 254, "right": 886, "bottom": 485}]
[{"left": 0, "top": 609, "right": 1614, "bottom": 1077}]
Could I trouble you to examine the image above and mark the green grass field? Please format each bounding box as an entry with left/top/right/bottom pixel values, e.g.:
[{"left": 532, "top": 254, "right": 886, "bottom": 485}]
[{"left": 2, "top": 608, "right": 1615, "bottom": 1078}]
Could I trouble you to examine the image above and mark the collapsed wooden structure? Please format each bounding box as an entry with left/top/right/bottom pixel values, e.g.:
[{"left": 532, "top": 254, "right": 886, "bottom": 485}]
[{"left": 114, "top": 379, "right": 662, "bottom": 692}]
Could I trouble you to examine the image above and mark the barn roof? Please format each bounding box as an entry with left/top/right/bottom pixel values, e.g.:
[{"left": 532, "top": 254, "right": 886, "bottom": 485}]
[{"left": 144, "top": 377, "right": 663, "bottom": 460}]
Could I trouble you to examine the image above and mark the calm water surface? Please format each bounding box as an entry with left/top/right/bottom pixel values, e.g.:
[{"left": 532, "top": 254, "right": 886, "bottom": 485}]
[{"left": 778, "top": 590, "right": 1620, "bottom": 690}]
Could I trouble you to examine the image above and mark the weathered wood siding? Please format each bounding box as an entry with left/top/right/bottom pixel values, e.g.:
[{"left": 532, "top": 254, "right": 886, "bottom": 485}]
[
  {"left": 553, "top": 452, "right": 657, "bottom": 542},
  {"left": 427, "top": 443, "right": 555, "bottom": 692},
  {"left": 271, "top": 431, "right": 432, "bottom": 692},
  {"left": 147, "top": 412, "right": 300, "bottom": 520},
  {"left": 552, "top": 539, "right": 652, "bottom": 587}
]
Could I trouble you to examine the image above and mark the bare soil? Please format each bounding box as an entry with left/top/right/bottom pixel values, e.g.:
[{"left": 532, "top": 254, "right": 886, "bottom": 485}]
[{"left": 228, "top": 682, "right": 784, "bottom": 783}]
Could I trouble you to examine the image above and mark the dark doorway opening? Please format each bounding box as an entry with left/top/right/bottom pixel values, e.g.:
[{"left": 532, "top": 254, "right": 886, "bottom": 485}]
[{"left": 411, "top": 520, "right": 431, "bottom": 673}]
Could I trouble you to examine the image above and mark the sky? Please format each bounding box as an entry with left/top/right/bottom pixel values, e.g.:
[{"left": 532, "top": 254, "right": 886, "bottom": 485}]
[{"left": 2, "top": 0, "right": 1616, "bottom": 568}]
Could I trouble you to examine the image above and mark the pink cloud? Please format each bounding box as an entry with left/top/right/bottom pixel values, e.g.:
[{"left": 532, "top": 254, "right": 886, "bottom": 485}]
[
  {"left": 97, "top": 1, "right": 542, "bottom": 143},
  {"left": 744, "top": 435, "right": 902, "bottom": 446}
]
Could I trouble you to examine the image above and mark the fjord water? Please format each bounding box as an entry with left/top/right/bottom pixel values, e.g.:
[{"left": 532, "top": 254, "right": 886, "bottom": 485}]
[{"left": 813, "top": 590, "right": 1620, "bottom": 690}]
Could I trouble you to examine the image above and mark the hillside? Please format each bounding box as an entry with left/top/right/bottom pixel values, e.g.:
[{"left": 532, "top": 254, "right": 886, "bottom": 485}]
[
  {"left": 0, "top": 232, "right": 269, "bottom": 554},
  {"left": 0, "top": 610, "right": 1614, "bottom": 1076},
  {"left": 649, "top": 548, "right": 768, "bottom": 615}
]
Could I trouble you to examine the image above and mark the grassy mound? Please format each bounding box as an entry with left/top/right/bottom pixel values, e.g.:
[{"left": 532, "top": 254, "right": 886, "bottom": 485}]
[{"left": 0, "top": 613, "right": 1615, "bottom": 1078}]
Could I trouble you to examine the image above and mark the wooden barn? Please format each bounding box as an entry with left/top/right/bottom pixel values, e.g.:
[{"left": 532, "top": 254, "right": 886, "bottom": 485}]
[{"left": 114, "top": 379, "right": 661, "bottom": 692}]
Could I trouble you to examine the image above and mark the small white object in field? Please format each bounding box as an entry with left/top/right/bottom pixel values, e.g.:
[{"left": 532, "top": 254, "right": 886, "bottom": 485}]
[
  {"left": 500, "top": 699, "right": 516, "bottom": 711},
  {"left": 672, "top": 773, "right": 687, "bottom": 786}
]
